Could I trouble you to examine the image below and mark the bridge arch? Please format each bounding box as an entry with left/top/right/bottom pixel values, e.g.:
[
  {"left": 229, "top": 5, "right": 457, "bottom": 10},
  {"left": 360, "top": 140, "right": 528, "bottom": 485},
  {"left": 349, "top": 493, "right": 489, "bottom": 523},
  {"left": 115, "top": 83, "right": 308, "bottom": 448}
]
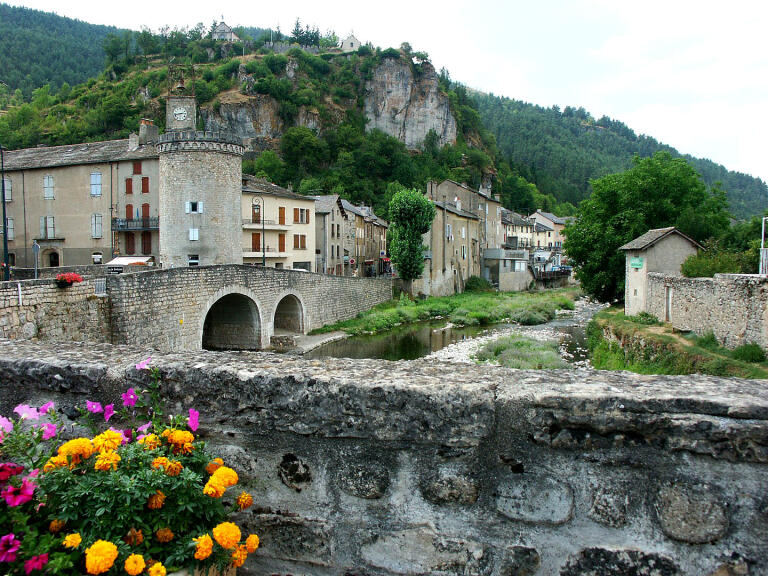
[
  {"left": 272, "top": 290, "right": 308, "bottom": 335},
  {"left": 200, "top": 286, "right": 265, "bottom": 351}
]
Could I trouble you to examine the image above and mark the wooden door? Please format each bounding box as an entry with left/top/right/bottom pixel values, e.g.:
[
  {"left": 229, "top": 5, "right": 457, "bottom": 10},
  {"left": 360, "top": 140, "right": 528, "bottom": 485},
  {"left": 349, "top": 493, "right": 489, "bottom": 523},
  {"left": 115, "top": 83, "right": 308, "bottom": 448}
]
[
  {"left": 278, "top": 207, "right": 285, "bottom": 225},
  {"left": 251, "top": 233, "right": 261, "bottom": 252},
  {"left": 278, "top": 233, "right": 285, "bottom": 252}
]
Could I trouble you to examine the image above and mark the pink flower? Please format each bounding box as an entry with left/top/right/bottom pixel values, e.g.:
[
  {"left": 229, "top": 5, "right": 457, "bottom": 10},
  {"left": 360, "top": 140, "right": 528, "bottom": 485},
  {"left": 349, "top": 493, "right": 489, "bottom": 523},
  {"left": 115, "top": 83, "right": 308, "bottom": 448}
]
[
  {"left": 0, "top": 463, "right": 24, "bottom": 484},
  {"left": 13, "top": 404, "right": 39, "bottom": 420},
  {"left": 38, "top": 402, "right": 54, "bottom": 414},
  {"left": 40, "top": 423, "right": 57, "bottom": 440},
  {"left": 121, "top": 387, "right": 138, "bottom": 407},
  {"left": 86, "top": 401, "right": 103, "bottom": 414},
  {"left": 137, "top": 422, "right": 152, "bottom": 434},
  {"left": 103, "top": 404, "right": 115, "bottom": 422},
  {"left": 1, "top": 477, "right": 36, "bottom": 507},
  {"left": 0, "top": 417, "right": 11, "bottom": 443},
  {"left": 188, "top": 408, "right": 200, "bottom": 432},
  {"left": 135, "top": 357, "right": 152, "bottom": 370},
  {"left": 0, "top": 533, "right": 21, "bottom": 563},
  {"left": 24, "top": 553, "right": 48, "bottom": 574}
]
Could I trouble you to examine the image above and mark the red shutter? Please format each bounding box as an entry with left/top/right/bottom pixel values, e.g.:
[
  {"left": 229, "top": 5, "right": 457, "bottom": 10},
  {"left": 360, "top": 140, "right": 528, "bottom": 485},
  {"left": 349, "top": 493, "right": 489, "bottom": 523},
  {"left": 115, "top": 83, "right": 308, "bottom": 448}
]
[
  {"left": 279, "top": 207, "right": 285, "bottom": 225},
  {"left": 141, "top": 177, "right": 149, "bottom": 193},
  {"left": 293, "top": 234, "right": 299, "bottom": 249},
  {"left": 126, "top": 179, "right": 133, "bottom": 195},
  {"left": 278, "top": 234, "right": 285, "bottom": 252},
  {"left": 126, "top": 204, "right": 133, "bottom": 219},
  {"left": 133, "top": 161, "right": 142, "bottom": 175},
  {"left": 300, "top": 235, "right": 306, "bottom": 250},
  {"left": 125, "top": 233, "right": 135, "bottom": 255},
  {"left": 306, "top": 210, "right": 310, "bottom": 224},
  {"left": 141, "top": 231, "right": 152, "bottom": 255},
  {"left": 141, "top": 203, "right": 150, "bottom": 218},
  {"left": 293, "top": 208, "right": 299, "bottom": 223},
  {"left": 252, "top": 233, "right": 260, "bottom": 252}
]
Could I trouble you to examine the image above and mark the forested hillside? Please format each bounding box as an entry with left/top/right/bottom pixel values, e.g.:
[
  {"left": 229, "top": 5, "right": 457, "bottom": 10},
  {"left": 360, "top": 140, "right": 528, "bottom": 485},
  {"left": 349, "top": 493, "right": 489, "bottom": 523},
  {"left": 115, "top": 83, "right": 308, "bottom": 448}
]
[
  {"left": 0, "top": 4, "right": 122, "bottom": 97},
  {"left": 474, "top": 93, "right": 767, "bottom": 219}
]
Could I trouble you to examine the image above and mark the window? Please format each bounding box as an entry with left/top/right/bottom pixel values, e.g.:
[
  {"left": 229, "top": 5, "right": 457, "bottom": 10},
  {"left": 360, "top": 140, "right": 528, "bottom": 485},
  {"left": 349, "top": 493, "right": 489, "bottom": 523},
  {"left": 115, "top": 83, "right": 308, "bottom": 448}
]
[
  {"left": 43, "top": 175, "right": 54, "bottom": 199},
  {"left": 125, "top": 178, "right": 133, "bottom": 195},
  {"left": 126, "top": 204, "right": 133, "bottom": 219},
  {"left": 336, "top": 224, "right": 340, "bottom": 238},
  {"left": 90, "top": 173, "right": 102, "bottom": 197},
  {"left": 461, "top": 226, "right": 466, "bottom": 239},
  {"left": 92, "top": 252, "right": 103, "bottom": 264},
  {"left": 133, "top": 161, "right": 142, "bottom": 175},
  {"left": 125, "top": 233, "right": 135, "bottom": 255},
  {"left": 461, "top": 245, "right": 467, "bottom": 260},
  {"left": 141, "top": 203, "right": 150, "bottom": 219},
  {"left": 2, "top": 178, "right": 10, "bottom": 202},
  {"left": 39, "top": 216, "right": 55, "bottom": 239},
  {"left": 294, "top": 208, "right": 310, "bottom": 224},
  {"left": 278, "top": 206, "right": 286, "bottom": 225},
  {"left": 278, "top": 233, "right": 286, "bottom": 252},
  {"left": 293, "top": 234, "right": 307, "bottom": 250},
  {"left": 141, "top": 231, "right": 152, "bottom": 254},
  {"left": 8, "top": 253, "right": 15, "bottom": 266},
  {"left": 185, "top": 201, "right": 204, "bottom": 214},
  {"left": 188, "top": 254, "right": 199, "bottom": 267},
  {"left": 141, "top": 177, "right": 149, "bottom": 194},
  {"left": 91, "top": 213, "right": 103, "bottom": 238},
  {"left": 446, "top": 223, "right": 452, "bottom": 239},
  {"left": 5, "top": 218, "right": 13, "bottom": 240},
  {"left": 331, "top": 225, "right": 335, "bottom": 238},
  {"left": 189, "top": 228, "right": 199, "bottom": 241},
  {"left": 251, "top": 232, "right": 261, "bottom": 252}
]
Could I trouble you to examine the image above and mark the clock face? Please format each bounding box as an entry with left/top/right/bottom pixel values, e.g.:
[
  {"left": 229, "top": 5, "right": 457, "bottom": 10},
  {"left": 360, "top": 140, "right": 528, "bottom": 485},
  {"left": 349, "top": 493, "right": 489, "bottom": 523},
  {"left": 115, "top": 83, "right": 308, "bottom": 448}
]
[{"left": 173, "top": 107, "right": 188, "bottom": 121}]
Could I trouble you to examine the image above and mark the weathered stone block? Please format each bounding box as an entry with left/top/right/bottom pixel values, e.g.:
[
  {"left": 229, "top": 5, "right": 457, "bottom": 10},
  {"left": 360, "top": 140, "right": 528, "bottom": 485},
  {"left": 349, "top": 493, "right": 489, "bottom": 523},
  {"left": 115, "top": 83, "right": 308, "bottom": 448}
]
[
  {"left": 656, "top": 483, "right": 728, "bottom": 544},
  {"left": 422, "top": 475, "right": 479, "bottom": 505},
  {"left": 496, "top": 474, "right": 573, "bottom": 525},
  {"left": 560, "top": 548, "right": 679, "bottom": 575},
  {"left": 338, "top": 462, "right": 390, "bottom": 499},
  {"left": 589, "top": 486, "right": 628, "bottom": 528}
]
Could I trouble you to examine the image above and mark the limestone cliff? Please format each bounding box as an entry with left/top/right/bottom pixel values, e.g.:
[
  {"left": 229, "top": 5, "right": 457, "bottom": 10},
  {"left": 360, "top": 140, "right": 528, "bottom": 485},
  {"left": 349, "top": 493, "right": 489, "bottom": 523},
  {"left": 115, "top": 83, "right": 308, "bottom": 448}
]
[{"left": 364, "top": 58, "right": 457, "bottom": 149}]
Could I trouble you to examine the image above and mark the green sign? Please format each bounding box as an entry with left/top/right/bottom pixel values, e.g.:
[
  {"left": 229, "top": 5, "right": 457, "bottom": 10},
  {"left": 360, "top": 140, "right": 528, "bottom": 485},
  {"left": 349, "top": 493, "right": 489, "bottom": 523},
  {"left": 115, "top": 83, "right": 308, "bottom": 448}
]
[{"left": 630, "top": 257, "right": 644, "bottom": 269}]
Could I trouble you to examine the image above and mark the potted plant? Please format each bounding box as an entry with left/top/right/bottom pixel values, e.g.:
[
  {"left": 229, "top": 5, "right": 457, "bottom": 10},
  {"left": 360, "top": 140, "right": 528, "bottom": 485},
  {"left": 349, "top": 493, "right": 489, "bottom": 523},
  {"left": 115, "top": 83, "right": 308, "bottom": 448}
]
[
  {"left": 54, "top": 272, "right": 83, "bottom": 288},
  {"left": 0, "top": 360, "right": 258, "bottom": 575}
]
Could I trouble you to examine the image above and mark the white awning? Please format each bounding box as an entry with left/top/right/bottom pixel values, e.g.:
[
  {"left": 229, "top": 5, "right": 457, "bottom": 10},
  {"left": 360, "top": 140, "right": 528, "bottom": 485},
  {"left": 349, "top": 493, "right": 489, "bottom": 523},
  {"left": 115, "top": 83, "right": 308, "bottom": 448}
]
[{"left": 105, "top": 256, "right": 155, "bottom": 266}]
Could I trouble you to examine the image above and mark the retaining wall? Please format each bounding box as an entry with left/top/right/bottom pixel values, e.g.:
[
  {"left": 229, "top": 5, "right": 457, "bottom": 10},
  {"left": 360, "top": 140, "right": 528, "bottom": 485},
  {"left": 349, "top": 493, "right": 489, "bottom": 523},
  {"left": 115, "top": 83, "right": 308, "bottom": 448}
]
[
  {"left": 1, "top": 341, "right": 766, "bottom": 576},
  {"left": 647, "top": 273, "right": 768, "bottom": 349}
]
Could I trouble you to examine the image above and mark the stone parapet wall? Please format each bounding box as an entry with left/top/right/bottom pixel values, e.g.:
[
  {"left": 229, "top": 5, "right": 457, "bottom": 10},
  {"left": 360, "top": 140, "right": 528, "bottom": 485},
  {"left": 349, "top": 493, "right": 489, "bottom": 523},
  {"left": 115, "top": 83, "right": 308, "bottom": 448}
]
[
  {"left": 0, "top": 279, "right": 109, "bottom": 341},
  {"left": 647, "top": 273, "right": 768, "bottom": 349},
  {"left": 1, "top": 341, "right": 765, "bottom": 575},
  {"left": 12, "top": 265, "right": 111, "bottom": 280}
]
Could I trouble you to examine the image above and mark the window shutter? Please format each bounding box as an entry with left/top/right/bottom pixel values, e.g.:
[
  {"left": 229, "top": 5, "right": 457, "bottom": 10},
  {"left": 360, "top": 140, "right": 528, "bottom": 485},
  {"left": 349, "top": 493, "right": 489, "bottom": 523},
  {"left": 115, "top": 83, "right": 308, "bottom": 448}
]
[
  {"left": 185, "top": 202, "right": 191, "bottom": 214},
  {"left": 198, "top": 201, "right": 204, "bottom": 213},
  {"left": 91, "top": 214, "right": 96, "bottom": 237},
  {"left": 294, "top": 208, "right": 299, "bottom": 223},
  {"left": 141, "top": 177, "right": 149, "bottom": 193},
  {"left": 293, "top": 234, "right": 299, "bottom": 249},
  {"left": 307, "top": 210, "right": 310, "bottom": 224},
  {"left": 47, "top": 217, "right": 55, "bottom": 239},
  {"left": 40, "top": 216, "right": 45, "bottom": 238},
  {"left": 126, "top": 179, "right": 133, "bottom": 194}
]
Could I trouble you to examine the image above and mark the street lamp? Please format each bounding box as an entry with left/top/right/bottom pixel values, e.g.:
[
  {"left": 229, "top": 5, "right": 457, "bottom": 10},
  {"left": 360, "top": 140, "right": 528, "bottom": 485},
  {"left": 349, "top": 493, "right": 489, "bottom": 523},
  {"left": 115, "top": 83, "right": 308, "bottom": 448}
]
[
  {"left": 251, "top": 196, "right": 266, "bottom": 267},
  {"left": 1, "top": 143, "right": 9, "bottom": 281}
]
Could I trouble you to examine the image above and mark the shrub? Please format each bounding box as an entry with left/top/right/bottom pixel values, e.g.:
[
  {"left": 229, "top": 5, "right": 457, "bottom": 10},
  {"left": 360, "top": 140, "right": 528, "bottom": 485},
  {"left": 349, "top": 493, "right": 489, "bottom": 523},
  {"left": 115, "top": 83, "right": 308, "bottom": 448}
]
[
  {"left": 510, "top": 309, "right": 549, "bottom": 325},
  {"left": 732, "top": 343, "right": 766, "bottom": 363},
  {"left": 695, "top": 331, "right": 720, "bottom": 351},
  {"left": 629, "top": 312, "right": 660, "bottom": 325},
  {"left": 464, "top": 275, "right": 493, "bottom": 292}
]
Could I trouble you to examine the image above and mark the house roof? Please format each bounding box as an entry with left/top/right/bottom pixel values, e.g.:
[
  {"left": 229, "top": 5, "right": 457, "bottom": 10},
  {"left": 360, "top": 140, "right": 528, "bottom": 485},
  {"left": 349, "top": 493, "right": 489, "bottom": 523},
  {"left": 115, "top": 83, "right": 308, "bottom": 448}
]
[
  {"left": 619, "top": 227, "right": 703, "bottom": 251},
  {"left": 501, "top": 209, "right": 529, "bottom": 227},
  {"left": 339, "top": 199, "right": 388, "bottom": 227},
  {"left": 440, "top": 179, "right": 500, "bottom": 203},
  {"left": 310, "top": 194, "right": 339, "bottom": 214},
  {"left": 3, "top": 139, "right": 158, "bottom": 171},
  {"left": 534, "top": 222, "right": 553, "bottom": 232},
  {"left": 434, "top": 201, "right": 480, "bottom": 220},
  {"left": 242, "top": 175, "right": 313, "bottom": 202},
  {"left": 532, "top": 210, "right": 568, "bottom": 225}
]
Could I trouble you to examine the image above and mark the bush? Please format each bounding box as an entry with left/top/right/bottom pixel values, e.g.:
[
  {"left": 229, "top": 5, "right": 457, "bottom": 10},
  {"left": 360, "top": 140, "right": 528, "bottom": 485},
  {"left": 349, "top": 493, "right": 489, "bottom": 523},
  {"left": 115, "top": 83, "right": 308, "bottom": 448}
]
[
  {"left": 629, "top": 312, "right": 660, "bottom": 325},
  {"left": 695, "top": 331, "right": 720, "bottom": 351},
  {"left": 510, "top": 309, "right": 549, "bottom": 325},
  {"left": 464, "top": 275, "right": 493, "bottom": 292},
  {"left": 732, "top": 343, "right": 766, "bottom": 363}
]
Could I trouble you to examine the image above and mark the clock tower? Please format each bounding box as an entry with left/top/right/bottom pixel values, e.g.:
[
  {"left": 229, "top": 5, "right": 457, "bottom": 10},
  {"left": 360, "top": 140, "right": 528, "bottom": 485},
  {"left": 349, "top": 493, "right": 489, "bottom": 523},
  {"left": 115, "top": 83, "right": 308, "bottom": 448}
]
[{"left": 165, "top": 66, "right": 196, "bottom": 131}]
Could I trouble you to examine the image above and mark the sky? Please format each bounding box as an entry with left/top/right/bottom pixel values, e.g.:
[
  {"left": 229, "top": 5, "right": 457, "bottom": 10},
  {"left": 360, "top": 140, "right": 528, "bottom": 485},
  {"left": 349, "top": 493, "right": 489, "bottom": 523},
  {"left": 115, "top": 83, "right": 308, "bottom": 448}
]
[{"left": 7, "top": 0, "right": 768, "bottom": 183}]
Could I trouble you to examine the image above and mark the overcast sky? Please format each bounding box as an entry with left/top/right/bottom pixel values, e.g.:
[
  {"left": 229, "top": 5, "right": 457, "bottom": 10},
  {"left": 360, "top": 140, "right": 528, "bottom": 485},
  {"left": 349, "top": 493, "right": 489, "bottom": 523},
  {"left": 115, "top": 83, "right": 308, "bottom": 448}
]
[{"left": 8, "top": 0, "right": 768, "bottom": 184}]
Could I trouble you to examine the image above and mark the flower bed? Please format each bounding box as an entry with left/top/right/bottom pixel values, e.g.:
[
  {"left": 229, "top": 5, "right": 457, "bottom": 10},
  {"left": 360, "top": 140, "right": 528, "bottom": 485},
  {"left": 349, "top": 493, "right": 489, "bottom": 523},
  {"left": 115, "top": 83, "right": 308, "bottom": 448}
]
[
  {"left": 0, "top": 359, "right": 258, "bottom": 575},
  {"left": 54, "top": 272, "right": 84, "bottom": 288}
]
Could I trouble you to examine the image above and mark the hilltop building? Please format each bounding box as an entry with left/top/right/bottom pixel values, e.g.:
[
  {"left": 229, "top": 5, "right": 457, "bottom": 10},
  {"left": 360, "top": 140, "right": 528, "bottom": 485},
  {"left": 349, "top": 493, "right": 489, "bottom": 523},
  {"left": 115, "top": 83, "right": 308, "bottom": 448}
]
[
  {"left": 340, "top": 34, "right": 361, "bottom": 52},
  {"left": 211, "top": 22, "right": 240, "bottom": 42}
]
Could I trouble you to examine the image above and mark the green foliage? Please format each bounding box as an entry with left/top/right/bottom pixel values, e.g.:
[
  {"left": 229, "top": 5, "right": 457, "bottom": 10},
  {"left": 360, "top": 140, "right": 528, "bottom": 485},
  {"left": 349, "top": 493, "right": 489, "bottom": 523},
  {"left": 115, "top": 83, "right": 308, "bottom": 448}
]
[
  {"left": 732, "top": 343, "right": 766, "bottom": 363},
  {"left": 464, "top": 275, "right": 494, "bottom": 292},
  {"left": 566, "top": 152, "right": 731, "bottom": 302},
  {"left": 388, "top": 188, "right": 436, "bottom": 283},
  {"left": 681, "top": 238, "right": 758, "bottom": 277},
  {"left": 628, "top": 312, "right": 661, "bottom": 325},
  {"left": 474, "top": 334, "right": 568, "bottom": 369}
]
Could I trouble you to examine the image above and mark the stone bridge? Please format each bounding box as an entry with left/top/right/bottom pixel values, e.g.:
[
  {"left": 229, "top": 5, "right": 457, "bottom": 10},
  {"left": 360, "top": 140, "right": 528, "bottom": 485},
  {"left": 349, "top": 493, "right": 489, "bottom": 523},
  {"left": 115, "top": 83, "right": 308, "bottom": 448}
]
[{"left": 107, "top": 265, "right": 392, "bottom": 351}]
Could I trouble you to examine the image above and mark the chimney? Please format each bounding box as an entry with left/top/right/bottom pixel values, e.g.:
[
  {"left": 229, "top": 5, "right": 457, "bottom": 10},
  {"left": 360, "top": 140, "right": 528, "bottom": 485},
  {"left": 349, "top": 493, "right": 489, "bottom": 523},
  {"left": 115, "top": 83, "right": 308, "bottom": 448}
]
[{"left": 139, "top": 118, "right": 159, "bottom": 145}]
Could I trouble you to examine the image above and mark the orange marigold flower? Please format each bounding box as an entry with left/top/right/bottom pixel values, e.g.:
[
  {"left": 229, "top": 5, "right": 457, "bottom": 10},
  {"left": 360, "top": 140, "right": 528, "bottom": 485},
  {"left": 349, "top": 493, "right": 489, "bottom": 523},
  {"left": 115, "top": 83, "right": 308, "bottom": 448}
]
[
  {"left": 124, "top": 554, "right": 146, "bottom": 576},
  {"left": 49, "top": 519, "right": 66, "bottom": 533},
  {"left": 58, "top": 437, "right": 95, "bottom": 460},
  {"left": 147, "top": 490, "right": 166, "bottom": 509},
  {"left": 44, "top": 454, "right": 69, "bottom": 472},
  {"left": 245, "top": 534, "right": 260, "bottom": 554},
  {"left": 124, "top": 528, "right": 144, "bottom": 547},
  {"left": 84, "top": 539, "right": 119, "bottom": 575},
  {"left": 203, "top": 477, "right": 226, "bottom": 498},
  {"left": 211, "top": 466, "right": 238, "bottom": 488},
  {"left": 138, "top": 433, "right": 160, "bottom": 450},
  {"left": 193, "top": 533, "right": 213, "bottom": 560},
  {"left": 151, "top": 457, "right": 170, "bottom": 470},
  {"left": 231, "top": 543, "right": 248, "bottom": 568},
  {"left": 160, "top": 428, "right": 171, "bottom": 438},
  {"left": 62, "top": 533, "right": 82, "bottom": 549},
  {"left": 205, "top": 457, "right": 224, "bottom": 475},
  {"left": 212, "top": 522, "right": 241, "bottom": 550},
  {"left": 148, "top": 562, "right": 166, "bottom": 576},
  {"left": 155, "top": 527, "right": 174, "bottom": 543},
  {"left": 94, "top": 450, "right": 121, "bottom": 472},
  {"left": 180, "top": 441, "right": 194, "bottom": 454},
  {"left": 168, "top": 429, "right": 194, "bottom": 445},
  {"left": 92, "top": 429, "right": 123, "bottom": 453},
  {"left": 237, "top": 491, "right": 254, "bottom": 510},
  {"left": 164, "top": 460, "right": 183, "bottom": 477}
]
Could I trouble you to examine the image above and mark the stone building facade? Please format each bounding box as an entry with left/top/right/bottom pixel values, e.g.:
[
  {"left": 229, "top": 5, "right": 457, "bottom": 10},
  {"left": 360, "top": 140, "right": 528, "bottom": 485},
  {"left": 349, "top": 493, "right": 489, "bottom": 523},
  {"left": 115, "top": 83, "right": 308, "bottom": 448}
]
[
  {"left": 341, "top": 200, "right": 388, "bottom": 277},
  {"left": 312, "top": 194, "right": 352, "bottom": 275}
]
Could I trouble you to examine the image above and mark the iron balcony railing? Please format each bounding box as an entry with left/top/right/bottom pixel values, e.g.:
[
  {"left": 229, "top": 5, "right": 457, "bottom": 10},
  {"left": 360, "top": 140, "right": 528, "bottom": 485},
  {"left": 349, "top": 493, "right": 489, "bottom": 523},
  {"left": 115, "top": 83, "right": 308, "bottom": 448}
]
[
  {"left": 242, "top": 218, "right": 277, "bottom": 225},
  {"left": 112, "top": 217, "right": 159, "bottom": 231}
]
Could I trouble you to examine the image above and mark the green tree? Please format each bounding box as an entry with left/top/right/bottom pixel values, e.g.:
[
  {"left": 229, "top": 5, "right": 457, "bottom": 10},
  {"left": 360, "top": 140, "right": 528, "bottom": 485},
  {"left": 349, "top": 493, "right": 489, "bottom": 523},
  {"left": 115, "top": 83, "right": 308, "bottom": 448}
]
[
  {"left": 565, "top": 152, "right": 730, "bottom": 302},
  {"left": 388, "top": 187, "right": 436, "bottom": 288}
]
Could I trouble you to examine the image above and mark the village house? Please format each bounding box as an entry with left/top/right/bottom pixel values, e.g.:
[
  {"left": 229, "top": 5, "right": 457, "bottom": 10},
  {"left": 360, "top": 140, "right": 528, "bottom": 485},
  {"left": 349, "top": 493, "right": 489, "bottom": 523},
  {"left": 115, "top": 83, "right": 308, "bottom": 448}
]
[
  {"left": 312, "top": 194, "right": 352, "bottom": 275},
  {"left": 211, "top": 22, "right": 240, "bottom": 42},
  {"left": 501, "top": 208, "right": 534, "bottom": 249},
  {"left": 340, "top": 199, "right": 388, "bottom": 277},
  {"left": 241, "top": 175, "right": 316, "bottom": 271},
  {"left": 528, "top": 209, "right": 573, "bottom": 250},
  {"left": 339, "top": 33, "right": 361, "bottom": 52}
]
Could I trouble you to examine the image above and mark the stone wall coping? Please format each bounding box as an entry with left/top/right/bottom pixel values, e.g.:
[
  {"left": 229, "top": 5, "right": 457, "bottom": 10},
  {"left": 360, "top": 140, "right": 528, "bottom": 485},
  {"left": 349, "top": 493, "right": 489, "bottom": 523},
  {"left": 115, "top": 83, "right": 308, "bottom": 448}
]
[{"left": 158, "top": 130, "right": 244, "bottom": 147}]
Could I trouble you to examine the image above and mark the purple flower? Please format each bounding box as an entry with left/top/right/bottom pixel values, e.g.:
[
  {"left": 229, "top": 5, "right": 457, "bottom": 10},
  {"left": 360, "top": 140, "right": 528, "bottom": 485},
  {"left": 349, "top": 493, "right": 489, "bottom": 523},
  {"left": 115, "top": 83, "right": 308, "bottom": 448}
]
[
  {"left": 24, "top": 553, "right": 48, "bottom": 574},
  {"left": 135, "top": 357, "right": 152, "bottom": 370},
  {"left": 136, "top": 421, "right": 152, "bottom": 434},
  {"left": 86, "top": 401, "right": 103, "bottom": 414},
  {"left": 1, "top": 477, "right": 36, "bottom": 507},
  {"left": 0, "top": 533, "right": 21, "bottom": 563},
  {"left": 121, "top": 387, "right": 138, "bottom": 408},
  {"left": 40, "top": 423, "right": 57, "bottom": 440},
  {"left": 0, "top": 417, "right": 11, "bottom": 443},
  {"left": 38, "top": 401, "right": 54, "bottom": 414},
  {"left": 187, "top": 408, "right": 200, "bottom": 432},
  {"left": 13, "top": 404, "right": 39, "bottom": 421},
  {"left": 103, "top": 404, "right": 115, "bottom": 422}
]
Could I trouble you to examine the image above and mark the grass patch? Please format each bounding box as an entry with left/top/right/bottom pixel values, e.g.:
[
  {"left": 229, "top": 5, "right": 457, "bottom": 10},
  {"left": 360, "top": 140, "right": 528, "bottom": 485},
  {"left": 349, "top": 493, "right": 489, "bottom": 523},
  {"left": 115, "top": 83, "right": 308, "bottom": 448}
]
[
  {"left": 474, "top": 334, "right": 568, "bottom": 369},
  {"left": 588, "top": 307, "right": 768, "bottom": 379},
  {"left": 310, "top": 287, "right": 581, "bottom": 336}
]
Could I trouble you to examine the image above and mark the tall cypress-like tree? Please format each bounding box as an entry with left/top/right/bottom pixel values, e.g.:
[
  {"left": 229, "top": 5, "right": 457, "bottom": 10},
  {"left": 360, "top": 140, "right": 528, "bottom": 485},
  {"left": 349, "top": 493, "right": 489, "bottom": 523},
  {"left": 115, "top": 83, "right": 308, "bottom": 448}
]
[{"left": 388, "top": 188, "right": 435, "bottom": 291}]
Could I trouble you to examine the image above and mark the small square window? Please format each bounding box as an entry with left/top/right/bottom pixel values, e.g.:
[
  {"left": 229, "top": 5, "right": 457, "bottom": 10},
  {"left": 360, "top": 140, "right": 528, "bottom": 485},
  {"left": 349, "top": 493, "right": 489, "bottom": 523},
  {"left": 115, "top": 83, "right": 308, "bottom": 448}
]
[
  {"left": 189, "top": 228, "right": 199, "bottom": 241},
  {"left": 188, "top": 254, "right": 199, "bottom": 267},
  {"left": 133, "top": 161, "right": 142, "bottom": 175}
]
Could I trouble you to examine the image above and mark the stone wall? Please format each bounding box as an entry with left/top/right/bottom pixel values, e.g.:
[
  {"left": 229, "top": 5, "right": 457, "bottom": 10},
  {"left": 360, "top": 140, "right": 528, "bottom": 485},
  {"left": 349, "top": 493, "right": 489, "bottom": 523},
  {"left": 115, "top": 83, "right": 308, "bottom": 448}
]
[
  {"left": 647, "top": 273, "right": 768, "bottom": 349},
  {"left": 0, "top": 278, "right": 110, "bottom": 341},
  {"left": 1, "top": 341, "right": 765, "bottom": 575},
  {"left": 499, "top": 269, "right": 534, "bottom": 292}
]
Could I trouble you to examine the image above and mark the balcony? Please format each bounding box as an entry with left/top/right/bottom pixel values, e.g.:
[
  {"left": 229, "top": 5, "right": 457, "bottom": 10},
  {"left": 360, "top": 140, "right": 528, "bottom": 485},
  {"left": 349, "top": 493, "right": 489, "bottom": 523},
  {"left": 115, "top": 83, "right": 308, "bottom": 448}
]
[
  {"left": 242, "top": 246, "right": 284, "bottom": 259},
  {"left": 112, "top": 217, "right": 159, "bottom": 231},
  {"left": 242, "top": 218, "right": 289, "bottom": 231}
]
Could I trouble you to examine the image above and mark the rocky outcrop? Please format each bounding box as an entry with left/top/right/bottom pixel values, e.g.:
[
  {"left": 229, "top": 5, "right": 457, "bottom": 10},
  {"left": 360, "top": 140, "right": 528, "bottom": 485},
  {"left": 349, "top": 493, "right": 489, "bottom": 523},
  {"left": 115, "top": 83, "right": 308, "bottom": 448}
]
[{"left": 364, "top": 58, "right": 457, "bottom": 148}]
